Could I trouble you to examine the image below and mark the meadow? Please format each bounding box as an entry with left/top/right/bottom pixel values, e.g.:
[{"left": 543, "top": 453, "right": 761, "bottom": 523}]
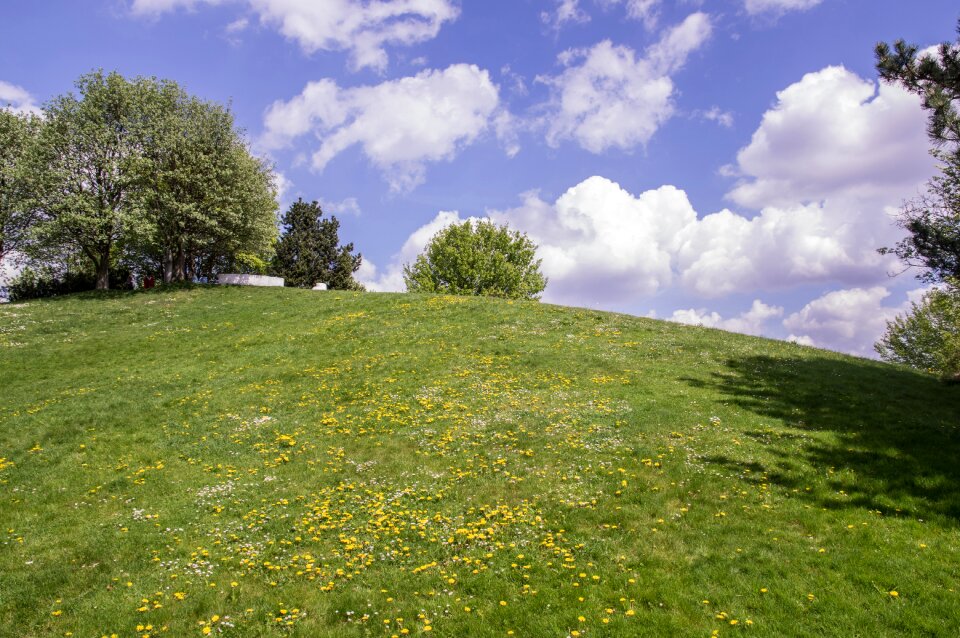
[{"left": 0, "top": 286, "right": 958, "bottom": 637}]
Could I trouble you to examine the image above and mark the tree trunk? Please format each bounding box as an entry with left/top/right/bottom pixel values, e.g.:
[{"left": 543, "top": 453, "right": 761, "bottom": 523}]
[
  {"left": 163, "top": 245, "right": 174, "bottom": 284},
  {"left": 95, "top": 252, "right": 110, "bottom": 290},
  {"left": 174, "top": 241, "right": 186, "bottom": 282}
]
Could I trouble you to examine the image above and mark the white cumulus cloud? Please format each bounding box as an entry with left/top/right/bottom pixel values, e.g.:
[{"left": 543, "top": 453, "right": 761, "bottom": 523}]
[
  {"left": 536, "top": 12, "right": 712, "bottom": 153},
  {"left": 669, "top": 299, "right": 784, "bottom": 336},
  {"left": 674, "top": 197, "right": 902, "bottom": 297},
  {"left": 700, "top": 106, "right": 733, "bottom": 128},
  {"left": 261, "top": 64, "right": 503, "bottom": 192},
  {"left": 543, "top": 1, "right": 662, "bottom": 31},
  {"left": 490, "top": 177, "right": 697, "bottom": 305},
  {"left": 726, "top": 66, "right": 931, "bottom": 209},
  {"left": 485, "top": 175, "right": 902, "bottom": 304},
  {"left": 130, "top": 0, "right": 459, "bottom": 71},
  {"left": 782, "top": 286, "right": 919, "bottom": 357}
]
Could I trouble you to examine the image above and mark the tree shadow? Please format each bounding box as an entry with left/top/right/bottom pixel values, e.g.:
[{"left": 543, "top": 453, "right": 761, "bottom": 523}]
[{"left": 684, "top": 355, "right": 960, "bottom": 524}]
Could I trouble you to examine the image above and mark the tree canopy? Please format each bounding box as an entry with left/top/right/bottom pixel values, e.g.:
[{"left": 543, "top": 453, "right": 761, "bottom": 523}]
[
  {"left": 0, "top": 108, "right": 37, "bottom": 262},
  {"left": 272, "top": 199, "right": 362, "bottom": 290},
  {"left": 403, "top": 220, "right": 546, "bottom": 300},
  {"left": 8, "top": 70, "right": 278, "bottom": 290},
  {"left": 875, "top": 24, "right": 960, "bottom": 379}
]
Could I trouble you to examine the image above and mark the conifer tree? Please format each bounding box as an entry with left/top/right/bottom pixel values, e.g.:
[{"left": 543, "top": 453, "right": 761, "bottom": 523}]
[{"left": 272, "top": 199, "right": 362, "bottom": 290}]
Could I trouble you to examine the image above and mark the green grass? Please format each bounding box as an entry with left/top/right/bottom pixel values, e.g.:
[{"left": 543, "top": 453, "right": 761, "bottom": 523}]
[{"left": 1, "top": 285, "right": 958, "bottom": 638}]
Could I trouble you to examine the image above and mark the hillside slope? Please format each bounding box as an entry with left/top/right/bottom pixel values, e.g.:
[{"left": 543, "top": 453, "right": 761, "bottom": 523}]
[{"left": 1, "top": 286, "right": 958, "bottom": 637}]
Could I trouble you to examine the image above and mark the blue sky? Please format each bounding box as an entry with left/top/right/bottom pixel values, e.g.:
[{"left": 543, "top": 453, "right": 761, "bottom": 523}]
[{"left": 2, "top": 0, "right": 958, "bottom": 356}]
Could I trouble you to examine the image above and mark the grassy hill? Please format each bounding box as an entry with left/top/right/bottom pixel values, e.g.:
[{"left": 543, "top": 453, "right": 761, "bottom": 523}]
[{"left": 1, "top": 286, "right": 958, "bottom": 638}]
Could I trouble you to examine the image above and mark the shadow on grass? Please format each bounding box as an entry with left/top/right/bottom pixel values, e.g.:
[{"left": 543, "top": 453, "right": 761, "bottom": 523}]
[
  {"left": 11, "top": 282, "right": 211, "bottom": 304},
  {"left": 684, "top": 355, "right": 960, "bottom": 524}
]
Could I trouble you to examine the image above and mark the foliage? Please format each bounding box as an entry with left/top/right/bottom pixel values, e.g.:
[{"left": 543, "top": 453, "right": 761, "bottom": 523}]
[
  {"left": 403, "top": 219, "right": 546, "bottom": 299},
  {"left": 272, "top": 198, "right": 362, "bottom": 289},
  {"left": 18, "top": 71, "right": 145, "bottom": 290},
  {"left": 12, "top": 70, "right": 278, "bottom": 291},
  {"left": 876, "top": 281, "right": 960, "bottom": 380},
  {"left": 879, "top": 153, "right": 960, "bottom": 283},
  {"left": 1, "top": 287, "right": 959, "bottom": 636},
  {"left": 8, "top": 263, "right": 132, "bottom": 301},
  {"left": 0, "top": 109, "right": 38, "bottom": 260},
  {"left": 876, "top": 26, "right": 960, "bottom": 284},
  {"left": 131, "top": 80, "right": 278, "bottom": 283},
  {"left": 233, "top": 251, "right": 269, "bottom": 276},
  {"left": 876, "top": 20, "right": 960, "bottom": 148}
]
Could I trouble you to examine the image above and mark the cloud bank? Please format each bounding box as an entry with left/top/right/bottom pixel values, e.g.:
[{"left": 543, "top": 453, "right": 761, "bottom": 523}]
[{"left": 262, "top": 64, "right": 503, "bottom": 191}]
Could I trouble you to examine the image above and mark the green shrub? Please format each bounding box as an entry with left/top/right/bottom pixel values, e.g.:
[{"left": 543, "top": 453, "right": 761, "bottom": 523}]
[{"left": 9, "top": 265, "right": 133, "bottom": 301}]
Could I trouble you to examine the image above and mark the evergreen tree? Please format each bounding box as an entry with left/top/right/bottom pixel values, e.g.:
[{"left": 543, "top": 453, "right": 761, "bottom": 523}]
[
  {"left": 272, "top": 199, "right": 362, "bottom": 290},
  {"left": 876, "top": 22, "right": 960, "bottom": 149},
  {"left": 876, "top": 22, "right": 960, "bottom": 283}
]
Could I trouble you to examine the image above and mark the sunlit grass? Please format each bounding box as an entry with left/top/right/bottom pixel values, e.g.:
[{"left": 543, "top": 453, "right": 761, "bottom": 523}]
[{"left": 1, "top": 285, "right": 958, "bottom": 637}]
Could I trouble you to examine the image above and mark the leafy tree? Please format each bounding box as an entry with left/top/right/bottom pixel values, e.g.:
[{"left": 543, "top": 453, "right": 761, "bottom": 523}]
[
  {"left": 876, "top": 281, "right": 960, "bottom": 381},
  {"left": 876, "top": 24, "right": 960, "bottom": 283},
  {"left": 0, "top": 109, "right": 38, "bottom": 262},
  {"left": 132, "top": 80, "right": 277, "bottom": 283},
  {"left": 18, "top": 70, "right": 278, "bottom": 290},
  {"left": 272, "top": 199, "right": 362, "bottom": 290},
  {"left": 403, "top": 220, "right": 546, "bottom": 299},
  {"left": 20, "top": 71, "right": 144, "bottom": 290},
  {"left": 879, "top": 157, "right": 960, "bottom": 283}
]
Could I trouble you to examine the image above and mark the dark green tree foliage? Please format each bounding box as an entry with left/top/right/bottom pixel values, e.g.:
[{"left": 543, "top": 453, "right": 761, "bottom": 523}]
[
  {"left": 132, "top": 81, "right": 277, "bottom": 283},
  {"left": 876, "top": 23, "right": 960, "bottom": 148},
  {"left": 880, "top": 159, "right": 960, "bottom": 283},
  {"left": 876, "top": 24, "right": 960, "bottom": 283},
  {"left": 403, "top": 220, "right": 546, "bottom": 300},
  {"left": 272, "top": 199, "right": 362, "bottom": 290}
]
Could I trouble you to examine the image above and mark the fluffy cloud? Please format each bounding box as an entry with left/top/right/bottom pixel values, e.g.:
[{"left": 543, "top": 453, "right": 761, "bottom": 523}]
[
  {"left": 782, "top": 286, "right": 918, "bottom": 357},
  {"left": 0, "top": 81, "right": 41, "bottom": 115},
  {"left": 726, "top": 66, "right": 931, "bottom": 209},
  {"left": 484, "top": 175, "right": 902, "bottom": 304},
  {"left": 674, "top": 198, "right": 902, "bottom": 297},
  {"left": 536, "top": 12, "right": 712, "bottom": 153},
  {"left": 669, "top": 299, "right": 784, "bottom": 336},
  {"left": 743, "top": 0, "right": 822, "bottom": 16},
  {"left": 490, "top": 177, "right": 696, "bottom": 304},
  {"left": 130, "top": 0, "right": 459, "bottom": 71},
  {"left": 261, "top": 64, "right": 502, "bottom": 191}
]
